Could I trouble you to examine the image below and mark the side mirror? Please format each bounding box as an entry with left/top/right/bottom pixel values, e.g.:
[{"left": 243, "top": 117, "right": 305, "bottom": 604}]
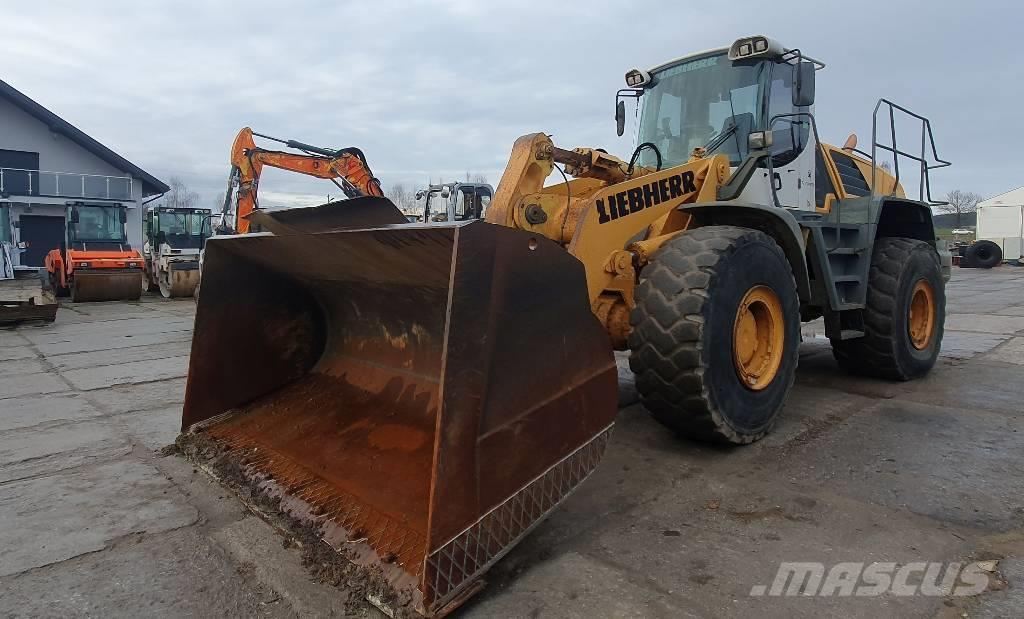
[
  {"left": 614, "top": 88, "right": 642, "bottom": 138},
  {"left": 440, "top": 187, "right": 451, "bottom": 199},
  {"left": 157, "top": 230, "right": 167, "bottom": 245},
  {"left": 748, "top": 131, "right": 774, "bottom": 150},
  {"left": 119, "top": 209, "right": 127, "bottom": 224},
  {"left": 793, "top": 61, "right": 815, "bottom": 107},
  {"left": 70, "top": 208, "right": 80, "bottom": 224},
  {"left": 415, "top": 190, "right": 425, "bottom": 200}
]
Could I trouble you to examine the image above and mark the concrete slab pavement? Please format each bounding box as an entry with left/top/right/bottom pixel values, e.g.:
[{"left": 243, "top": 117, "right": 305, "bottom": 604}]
[{"left": 0, "top": 269, "right": 1022, "bottom": 617}]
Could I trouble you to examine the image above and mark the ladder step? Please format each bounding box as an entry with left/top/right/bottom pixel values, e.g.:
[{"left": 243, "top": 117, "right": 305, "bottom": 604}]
[
  {"left": 827, "top": 247, "right": 864, "bottom": 255},
  {"left": 839, "top": 329, "right": 865, "bottom": 340},
  {"left": 833, "top": 274, "right": 861, "bottom": 283}
]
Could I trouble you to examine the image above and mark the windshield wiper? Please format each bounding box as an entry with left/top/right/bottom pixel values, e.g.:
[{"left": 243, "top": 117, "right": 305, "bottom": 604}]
[
  {"left": 703, "top": 90, "right": 745, "bottom": 158},
  {"left": 703, "top": 122, "right": 738, "bottom": 154}
]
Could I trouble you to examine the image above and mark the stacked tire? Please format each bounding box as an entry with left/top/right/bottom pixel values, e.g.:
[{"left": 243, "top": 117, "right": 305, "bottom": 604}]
[{"left": 960, "top": 240, "right": 1002, "bottom": 269}]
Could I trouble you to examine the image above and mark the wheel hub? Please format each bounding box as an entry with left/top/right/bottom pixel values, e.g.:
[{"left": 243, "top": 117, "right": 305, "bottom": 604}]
[
  {"left": 908, "top": 278, "right": 936, "bottom": 350},
  {"left": 732, "top": 285, "right": 785, "bottom": 391}
]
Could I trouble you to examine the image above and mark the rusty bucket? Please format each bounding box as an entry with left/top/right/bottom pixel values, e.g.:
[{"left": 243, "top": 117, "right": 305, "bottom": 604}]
[{"left": 181, "top": 219, "right": 617, "bottom": 616}]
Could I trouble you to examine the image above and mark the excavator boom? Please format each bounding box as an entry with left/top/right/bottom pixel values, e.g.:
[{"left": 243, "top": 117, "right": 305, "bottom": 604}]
[{"left": 223, "top": 127, "right": 386, "bottom": 234}]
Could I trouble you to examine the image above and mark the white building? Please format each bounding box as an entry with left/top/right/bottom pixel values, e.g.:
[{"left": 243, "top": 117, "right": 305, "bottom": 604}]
[
  {"left": 977, "top": 187, "right": 1024, "bottom": 261},
  {"left": 0, "top": 79, "right": 168, "bottom": 268}
]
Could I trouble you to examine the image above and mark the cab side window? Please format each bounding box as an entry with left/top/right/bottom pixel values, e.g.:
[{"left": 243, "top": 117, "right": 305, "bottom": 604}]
[{"left": 767, "top": 63, "right": 810, "bottom": 166}]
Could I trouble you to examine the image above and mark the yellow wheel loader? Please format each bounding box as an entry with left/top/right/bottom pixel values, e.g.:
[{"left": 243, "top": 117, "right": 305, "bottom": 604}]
[{"left": 179, "top": 35, "right": 950, "bottom": 616}]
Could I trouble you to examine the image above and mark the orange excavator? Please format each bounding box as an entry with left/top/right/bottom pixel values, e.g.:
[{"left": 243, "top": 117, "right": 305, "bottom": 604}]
[{"left": 219, "top": 127, "right": 387, "bottom": 234}]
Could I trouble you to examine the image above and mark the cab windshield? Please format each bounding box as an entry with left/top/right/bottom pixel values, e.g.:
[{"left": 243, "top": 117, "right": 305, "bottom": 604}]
[
  {"left": 72, "top": 206, "right": 126, "bottom": 242},
  {"left": 156, "top": 210, "right": 207, "bottom": 248},
  {"left": 637, "top": 53, "right": 770, "bottom": 169}
]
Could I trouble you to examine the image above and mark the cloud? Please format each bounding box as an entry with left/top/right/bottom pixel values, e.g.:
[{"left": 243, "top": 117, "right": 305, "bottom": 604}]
[{"left": 3, "top": 0, "right": 1022, "bottom": 201}]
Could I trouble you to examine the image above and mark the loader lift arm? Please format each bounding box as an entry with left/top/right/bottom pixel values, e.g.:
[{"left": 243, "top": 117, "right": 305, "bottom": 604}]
[{"left": 222, "top": 127, "right": 385, "bottom": 234}]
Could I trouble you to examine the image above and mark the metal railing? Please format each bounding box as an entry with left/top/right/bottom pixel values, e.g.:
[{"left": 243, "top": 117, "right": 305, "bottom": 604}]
[
  {"left": 870, "top": 99, "right": 950, "bottom": 204},
  {"left": 0, "top": 168, "right": 133, "bottom": 200}
]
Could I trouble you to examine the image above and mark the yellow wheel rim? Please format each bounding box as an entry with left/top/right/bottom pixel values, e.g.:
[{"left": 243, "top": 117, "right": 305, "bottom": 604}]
[
  {"left": 732, "top": 285, "right": 785, "bottom": 391},
  {"left": 908, "top": 279, "right": 936, "bottom": 350}
]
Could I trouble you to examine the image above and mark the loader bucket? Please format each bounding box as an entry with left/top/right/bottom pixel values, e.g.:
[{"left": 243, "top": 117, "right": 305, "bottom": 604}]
[
  {"left": 181, "top": 221, "right": 617, "bottom": 616},
  {"left": 71, "top": 270, "right": 143, "bottom": 302}
]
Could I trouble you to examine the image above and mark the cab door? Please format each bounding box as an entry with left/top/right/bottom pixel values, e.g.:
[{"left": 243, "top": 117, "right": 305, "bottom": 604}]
[{"left": 765, "top": 62, "right": 815, "bottom": 210}]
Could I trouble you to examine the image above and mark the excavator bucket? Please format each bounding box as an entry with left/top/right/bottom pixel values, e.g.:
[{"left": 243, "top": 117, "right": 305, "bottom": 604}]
[
  {"left": 71, "top": 270, "right": 143, "bottom": 302},
  {"left": 180, "top": 219, "right": 618, "bottom": 616},
  {"left": 245, "top": 196, "right": 409, "bottom": 234}
]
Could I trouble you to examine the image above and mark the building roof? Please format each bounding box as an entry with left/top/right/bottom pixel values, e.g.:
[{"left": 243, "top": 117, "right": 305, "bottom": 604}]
[
  {"left": 979, "top": 186, "right": 1024, "bottom": 207},
  {"left": 0, "top": 79, "right": 169, "bottom": 196}
]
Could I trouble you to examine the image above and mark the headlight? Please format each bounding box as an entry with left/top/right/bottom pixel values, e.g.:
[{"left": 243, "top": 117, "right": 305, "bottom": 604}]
[
  {"left": 728, "top": 36, "right": 784, "bottom": 61},
  {"left": 624, "top": 68, "right": 652, "bottom": 88}
]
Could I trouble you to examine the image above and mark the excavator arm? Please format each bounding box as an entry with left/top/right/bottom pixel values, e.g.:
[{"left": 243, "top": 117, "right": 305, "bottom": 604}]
[{"left": 222, "top": 127, "right": 385, "bottom": 234}]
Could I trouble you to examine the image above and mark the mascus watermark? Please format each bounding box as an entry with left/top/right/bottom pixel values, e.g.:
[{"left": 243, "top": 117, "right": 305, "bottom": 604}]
[{"left": 750, "top": 561, "right": 1000, "bottom": 597}]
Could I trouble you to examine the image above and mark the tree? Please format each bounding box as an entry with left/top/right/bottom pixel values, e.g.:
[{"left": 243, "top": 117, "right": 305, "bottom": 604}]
[
  {"left": 212, "top": 191, "right": 226, "bottom": 212},
  {"left": 385, "top": 183, "right": 414, "bottom": 212},
  {"left": 939, "top": 189, "right": 983, "bottom": 228},
  {"left": 164, "top": 176, "right": 201, "bottom": 210}
]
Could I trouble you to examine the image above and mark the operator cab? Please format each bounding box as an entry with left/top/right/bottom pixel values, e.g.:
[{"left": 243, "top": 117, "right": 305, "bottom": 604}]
[
  {"left": 145, "top": 207, "right": 211, "bottom": 251},
  {"left": 618, "top": 36, "right": 821, "bottom": 210},
  {"left": 414, "top": 182, "right": 494, "bottom": 223},
  {"left": 67, "top": 202, "right": 130, "bottom": 251}
]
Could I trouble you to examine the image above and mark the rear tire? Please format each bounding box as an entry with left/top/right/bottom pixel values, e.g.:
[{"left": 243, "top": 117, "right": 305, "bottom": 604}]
[
  {"left": 831, "top": 237, "right": 945, "bottom": 380},
  {"left": 965, "top": 240, "right": 1002, "bottom": 269},
  {"left": 628, "top": 226, "right": 800, "bottom": 444}
]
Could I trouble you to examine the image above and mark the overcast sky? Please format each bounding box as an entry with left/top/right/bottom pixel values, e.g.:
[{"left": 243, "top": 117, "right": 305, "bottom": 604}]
[{"left": 5, "top": 0, "right": 1022, "bottom": 207}]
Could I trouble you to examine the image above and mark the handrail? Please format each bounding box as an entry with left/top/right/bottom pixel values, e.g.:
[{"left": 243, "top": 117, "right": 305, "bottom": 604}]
[
  {"left": 870, "top": 99, "right": 950, "bottom": 204},
  {"left": 0, "top": 167, "right": 133, "bottom": 200},
  {"left": 0, "top": 166, "right": 132, "bottom": 181}
]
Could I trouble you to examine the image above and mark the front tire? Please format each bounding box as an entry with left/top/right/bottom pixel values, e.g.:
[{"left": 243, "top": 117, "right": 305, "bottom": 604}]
[
  {"left": 628, "top": 226, "right": 800, "bottom": 444},
  {"left": 831, "top": 237, "right": 945, "bottom": 380}
]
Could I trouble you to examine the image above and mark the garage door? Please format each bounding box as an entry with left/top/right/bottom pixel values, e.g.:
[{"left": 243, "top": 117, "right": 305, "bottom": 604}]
[{"left": 19, "top": 215, "right": 65, "bottom": 267}]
